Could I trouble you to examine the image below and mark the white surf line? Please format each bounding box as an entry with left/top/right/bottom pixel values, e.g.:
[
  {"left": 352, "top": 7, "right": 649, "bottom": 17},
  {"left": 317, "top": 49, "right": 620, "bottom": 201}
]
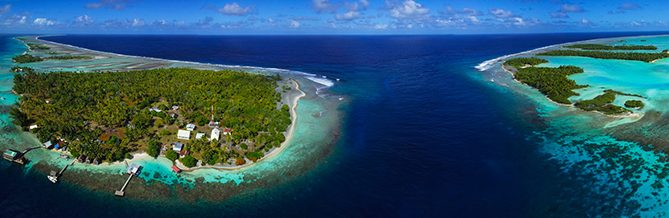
[
  {"left": 475, "top": 34, "right": 669, "bottom": 72},
  {"left": 34, "top": 35, "right": 333, "bottom": 84}
]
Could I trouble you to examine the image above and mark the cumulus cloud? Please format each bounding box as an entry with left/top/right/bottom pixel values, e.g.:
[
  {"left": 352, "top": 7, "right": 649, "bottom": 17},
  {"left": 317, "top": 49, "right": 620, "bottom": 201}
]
[
  {"left": 86, "top": 0, "right": 129, "bottom": 10},
  {"left": 436, "top": 7, "right": 481, "bottom": 28},
  {"left": 75, "top": 15, "right": 94, "bottom": 25},
  {"left": 218, "top": 3, "right": 252, "bottom": 16},
  {"left": 336, "top": 11, "right": 360, "bottom": 21},
  {"left": 374, "top": 23, "right": 389, "bottom": 29},
  {"left": 33, "top": 18, "right": 56, "bottom": 26},
  {"left": 389, "top": 0, "right": 429, "bottom": 19},
  {"left": 289, "top": 20, "right": 301, "bottom": 28},
  {"left": 313, "top": 0, "right": 336, "bottom": 13},
  {"left": 335, "top": 0, "right": 370, "bottom": 21},
  {"left": 550, "top": 3, "right": 584, "bottom": 19},
  {"left": 486, "top": 8, "right": 538, "bottom": 27},
  {"left": 1, "top": 15, "right": 27, "bottom": 26},
  {"left": 0, "top": 4, "right": 11, "bottom": 14},
  {"left": 490, "top": 8, "right": 513, "bottom": 18},
  {"left": 131, "top": 18, "right": 144, "bottom": 27}
]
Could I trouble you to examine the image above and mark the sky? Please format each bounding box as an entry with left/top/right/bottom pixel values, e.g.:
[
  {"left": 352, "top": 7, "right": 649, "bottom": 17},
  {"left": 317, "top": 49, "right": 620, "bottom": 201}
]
[{"left": 0, "top": 0, "right": 668, "bottom": 34}]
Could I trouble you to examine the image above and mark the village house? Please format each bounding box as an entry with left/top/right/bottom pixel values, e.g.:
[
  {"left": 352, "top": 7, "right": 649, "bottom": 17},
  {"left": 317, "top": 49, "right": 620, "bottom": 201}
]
[
  {"left": 195, "top": 132, "right": 205, "bottom": 139},
  {"left": 177, "top": 129, "right": 191, "bottom": 140},
  {"left": 186, "top": 123, "right": 196, "bottom": 131},
  {"left": 223, "top": 127, "right": 232, "bottom": 135},
  {"left": 172, "top": 142, "right": 184, "bottom": 153},
  {"left": 210, "top": 128, "right": 220, "bottom": 141}
]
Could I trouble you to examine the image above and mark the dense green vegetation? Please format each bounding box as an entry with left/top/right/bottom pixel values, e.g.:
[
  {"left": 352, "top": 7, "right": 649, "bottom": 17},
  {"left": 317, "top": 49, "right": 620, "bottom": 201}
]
[
  {"left": 574, "top": 90, "right": 630, "bottom": 115},
  {"left": 503, "top": 57, "right": 548, "bottom": 68},
  {"left": 12, "top": 68, "right": 291, "bottom": 164},
  {"left": 625, "top": 100, "right": 645, "bottom": 109},
  {"left": 12, "top": 54, "right": 93, "bottom": 63},
  {"left": 180, "top": 155, "right": 197, "bottom": 167},
  {"left": 12, "top": 54, "right": 43, "bottom": 63},
  {"left": 538, "top": 50, "right": 669, "bottom": 62},
  {"left": 512, "top": 65, "right": 585, "bottom": 104},
  {"left": 165, "top": 150, "right": 178, "bottom": 162},
  {"left": 565, "top": 44, "right": 657, "bottom": 50},
  {"left": 27, "top": 43, "right": 50, "bottom": 50},
  {"left": 146, "top": 140, "right": 160, "bottom": 158}
]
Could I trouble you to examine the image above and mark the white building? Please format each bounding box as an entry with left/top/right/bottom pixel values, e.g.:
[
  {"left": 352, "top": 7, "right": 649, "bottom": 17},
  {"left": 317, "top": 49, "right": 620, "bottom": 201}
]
[
  {"left": 172, "top": 142, "right": 184, "bottom": 152},
  {"left": 210, "top": 128, "right": 221, "bottom": 141},
  {"left": 177, "top": 130, "right": 191, "bottom": 140},
  {"left": 195, "top": 132, "right": 205, "bottom": 139},
  {"left": 186, "top": 123, "right": 196, "bottom": 131}
]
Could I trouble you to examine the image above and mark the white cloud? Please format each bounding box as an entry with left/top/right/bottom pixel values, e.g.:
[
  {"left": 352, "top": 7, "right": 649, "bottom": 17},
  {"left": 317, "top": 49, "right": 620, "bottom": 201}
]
[
  {"left": 1, "top": 15, "right": 27, "bottom": 26},
  {"left": 75, "top": 15, "right": 94, "bottom": 25},
  {"left": 218, "top": 3, "right": 252, "bottom": 16},
  {"left": 512, "top": 17, "right": 525, "bottom": 26},
  {"left": 289, "top": 20, "right": 301, "bottom": 28},
  {"left": 336, "top": 11, "right": 360, "bottom": 21},
  {"left": 312, "top": 0, "right": 335, "bottom": 13},
  {"left": 467, "top": 16, "right": 480, "bottom": 24},
  {"left": 335, "top": 0, "right": 371, "bottom": 21},
  {"left": 551, "top": 3, "right": 584, "bottom": 19},
  {"left": 374, "top": 23, "right": 389, "bottom": 29},
  {"left": 33, "top": 18, "right": 56, "bottom": 26},
  {"left": 581, "top": 18, "right": 593, "bottom": 26},
  {"left": 389, "top": 0, "right": 429, "bottom": 19},
  {"left": 490, "top": 8, "right": 513, "bottom": 18},
  {"left": 0, "top": 4, "right": 10, "bottom": 14},
  {"left": 86, "top": 0, "right": 129, "bottom": 10},
  {"left": 560, "top": 4, "right": 584, "bottom": 13},
  {"left": 131, "top": 18, "right": 144, "bottom": 27}
]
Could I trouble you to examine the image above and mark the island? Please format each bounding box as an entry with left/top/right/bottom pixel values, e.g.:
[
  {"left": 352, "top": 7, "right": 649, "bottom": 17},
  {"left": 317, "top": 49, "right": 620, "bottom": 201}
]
[
  {"left": 502, "top": 42, "right": 660, "bottom": 115},
  {"left": 11, "top": 67, "right": 293, "bottom": 168},
  {"left": 537, "top": 50, "right": 669, "bottom": 62},
  {"left": 503, "top": 57, "right": 585, "bottom": 104}
]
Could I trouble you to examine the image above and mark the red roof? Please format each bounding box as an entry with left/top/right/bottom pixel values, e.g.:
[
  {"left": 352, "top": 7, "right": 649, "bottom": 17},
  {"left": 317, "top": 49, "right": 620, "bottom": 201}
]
[
  {"left": 223, "top": 128, "right": 232, "bottom": 133},
  {"left": 172, "top": 165, "right": 181, "bottom": 173}
]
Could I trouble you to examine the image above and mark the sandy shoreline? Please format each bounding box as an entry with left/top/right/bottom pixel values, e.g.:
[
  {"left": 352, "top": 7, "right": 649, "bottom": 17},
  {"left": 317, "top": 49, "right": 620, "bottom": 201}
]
[
  {"left": 15, "top": 35, "right": 314, "bottom": 173},
  {"left": 178, "top": 78, "right": 306, "bottom": 172}
]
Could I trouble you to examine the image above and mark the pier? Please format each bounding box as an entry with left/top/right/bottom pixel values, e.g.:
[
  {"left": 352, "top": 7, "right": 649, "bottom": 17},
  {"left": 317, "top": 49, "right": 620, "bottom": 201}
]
[
  {"left": 115, "top": 164, "right": 142, "bottom": 197},
  {"left": 3, "top": 146, "right": 42, "bottom": 165},
  {"left": 47, "top": 159, "right": 76, "bottom": 183}
]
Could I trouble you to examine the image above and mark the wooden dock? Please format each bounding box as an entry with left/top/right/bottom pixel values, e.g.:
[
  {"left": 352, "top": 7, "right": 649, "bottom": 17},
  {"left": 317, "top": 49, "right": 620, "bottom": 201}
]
[
  {"left": 3, "top": 146, "right": 42, "bottom": 165},
  {"left": 48, "top": 159, "right": 76, "bottom": 183},
  {"left": 114, "top": 173, "right": 134, "bottom": 197},
  {"left": 115, "top": 164, "right": 142, "bottom": 197}
]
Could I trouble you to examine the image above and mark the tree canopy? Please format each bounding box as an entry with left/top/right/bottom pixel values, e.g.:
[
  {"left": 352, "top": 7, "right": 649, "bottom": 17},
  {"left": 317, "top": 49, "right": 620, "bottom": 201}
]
[{"left": 12, "top": 68, "right": 291, "bottom": 164}]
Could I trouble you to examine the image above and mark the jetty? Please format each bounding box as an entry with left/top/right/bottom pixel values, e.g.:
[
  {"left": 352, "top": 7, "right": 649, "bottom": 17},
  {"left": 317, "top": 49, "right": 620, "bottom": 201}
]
[
  {"left": 47, "top": 159, "right": 76, "bottom": 183},
  {"left": 115, "top": 164, "right": 142, "bottom": 197},
  {"left": 3, "top": 146, "right": 42, "bottom": 165}
]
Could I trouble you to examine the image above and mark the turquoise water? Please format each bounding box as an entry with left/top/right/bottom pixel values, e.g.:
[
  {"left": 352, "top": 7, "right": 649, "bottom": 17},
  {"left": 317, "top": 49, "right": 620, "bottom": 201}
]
[
  {"left": 3, "top": 36, "right": 344, "bottom": 193},
  {"left": 482, "top": 35, "right": 669, "bottom": 216}
]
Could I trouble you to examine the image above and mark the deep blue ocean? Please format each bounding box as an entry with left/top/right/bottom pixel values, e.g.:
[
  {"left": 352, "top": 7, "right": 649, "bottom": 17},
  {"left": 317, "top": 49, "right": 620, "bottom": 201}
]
[{"left": 2, "top": 32, "right": 667, "bottom": 217}]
